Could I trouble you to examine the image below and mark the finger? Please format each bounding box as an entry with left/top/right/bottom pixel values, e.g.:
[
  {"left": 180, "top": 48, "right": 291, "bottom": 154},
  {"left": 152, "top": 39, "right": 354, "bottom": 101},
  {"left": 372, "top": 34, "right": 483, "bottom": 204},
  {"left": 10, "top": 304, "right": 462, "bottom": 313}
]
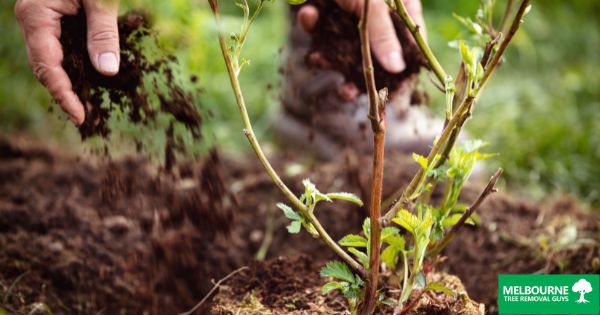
[
  {"left": 403, "top": 0, "right": 426, "bottom": 39},
  {"left": 368, "top": 0, "right": 405, "bottom": 73},
  {"left": 15, "top": 0, "right": 85, "bottom": 124},
  {"left": 297, "top": 5, "right": 319, "bottom": 32},
  {"left": 83, "top": 0, "right": 120, "bottom": 76}
]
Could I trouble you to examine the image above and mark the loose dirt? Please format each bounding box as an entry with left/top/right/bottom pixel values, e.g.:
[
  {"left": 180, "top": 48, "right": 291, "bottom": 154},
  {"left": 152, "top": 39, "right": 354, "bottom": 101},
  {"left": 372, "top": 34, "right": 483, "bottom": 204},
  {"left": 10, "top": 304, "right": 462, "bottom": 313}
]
[
  {"left": 60, "top": 11, "right": 202, "bottom": 168},
  {"left": 0, "top": 137, "right": 597, "bottom": 314}
]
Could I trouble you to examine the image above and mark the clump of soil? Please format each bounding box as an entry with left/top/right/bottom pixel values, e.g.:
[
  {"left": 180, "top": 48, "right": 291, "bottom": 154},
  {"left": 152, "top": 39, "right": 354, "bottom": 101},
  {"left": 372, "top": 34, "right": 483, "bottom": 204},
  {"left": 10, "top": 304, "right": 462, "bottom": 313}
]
[
  {"left": 293, "top": 0, "right": 426, "bottom": 93},
  {"left": 60, "top": 11, "right": 202, "bottom": 166}
]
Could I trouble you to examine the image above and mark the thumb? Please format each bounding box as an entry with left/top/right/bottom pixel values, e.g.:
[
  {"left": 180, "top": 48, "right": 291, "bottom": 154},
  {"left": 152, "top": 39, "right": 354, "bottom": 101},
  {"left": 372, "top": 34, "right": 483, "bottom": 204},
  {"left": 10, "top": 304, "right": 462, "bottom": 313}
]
[
  {"left": 367, "top": 0, "right": 405, "bottom": 73},
  {"left": 83, "top": 0, "right": 120, "bottom": 76}
]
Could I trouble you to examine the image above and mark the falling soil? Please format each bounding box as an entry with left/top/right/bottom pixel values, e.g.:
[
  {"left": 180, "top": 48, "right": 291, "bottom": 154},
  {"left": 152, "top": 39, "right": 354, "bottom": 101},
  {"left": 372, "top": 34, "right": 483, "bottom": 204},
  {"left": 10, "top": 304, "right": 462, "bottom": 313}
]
[
  {"left": 293, "top": 0, "right": 426, "bottom": 93},
  {"left": 0, "top": 137, "right": 598, "bottom": 314},
  {"left": 60, "top": 11, "right": 202, "bottom": 167}
]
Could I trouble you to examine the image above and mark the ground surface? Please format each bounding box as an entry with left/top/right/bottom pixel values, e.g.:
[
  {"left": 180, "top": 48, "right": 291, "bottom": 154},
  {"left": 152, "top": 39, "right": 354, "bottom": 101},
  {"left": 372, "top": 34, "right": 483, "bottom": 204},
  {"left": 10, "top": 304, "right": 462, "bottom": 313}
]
[{"left": 0, "top": 136, "right": 598, "bottom": 315}]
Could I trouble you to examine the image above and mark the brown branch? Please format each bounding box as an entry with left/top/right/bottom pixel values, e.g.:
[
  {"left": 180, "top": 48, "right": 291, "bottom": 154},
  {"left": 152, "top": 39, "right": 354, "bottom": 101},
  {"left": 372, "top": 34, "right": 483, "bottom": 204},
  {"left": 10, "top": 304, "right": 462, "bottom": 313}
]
[
  {"left": 358, "top": 0, "right": 386, "bottom": 314},
  {"left": 359, "top": 0, "right": 382, "bottom": 129},
  {"left": 427, "top": 168, "right": 503, "bottom": 257}
]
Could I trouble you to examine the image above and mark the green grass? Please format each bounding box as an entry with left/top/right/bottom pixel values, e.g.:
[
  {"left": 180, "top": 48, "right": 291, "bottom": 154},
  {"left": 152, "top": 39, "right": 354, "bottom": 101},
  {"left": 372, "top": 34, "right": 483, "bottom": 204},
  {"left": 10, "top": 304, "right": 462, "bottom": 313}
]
[{"left": 0, "top": 0, "right": 598, "bottom": 206}]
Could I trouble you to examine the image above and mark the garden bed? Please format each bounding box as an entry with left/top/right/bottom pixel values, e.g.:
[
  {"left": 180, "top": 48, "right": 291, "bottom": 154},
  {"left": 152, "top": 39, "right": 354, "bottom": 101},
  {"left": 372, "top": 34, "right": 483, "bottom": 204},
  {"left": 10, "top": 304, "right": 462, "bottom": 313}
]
[{"left": 0, "top": 136, "right": 597, "bottom": 314}]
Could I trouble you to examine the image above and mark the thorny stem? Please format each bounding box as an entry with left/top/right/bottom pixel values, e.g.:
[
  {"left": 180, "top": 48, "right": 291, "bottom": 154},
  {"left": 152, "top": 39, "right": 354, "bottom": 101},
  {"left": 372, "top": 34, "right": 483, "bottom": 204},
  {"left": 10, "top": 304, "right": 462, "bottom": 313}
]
[
  {"left": 428, "top": 168, "right": 503, "bottom": 256},
  {"left": 393, "top": 0, "right": 447, "bottom": 87},
  {"left": 208, "top": 0, "right": 365, "bottom": 277},
  {"left": 359, "top": 0, "right": 386, "bottom": 313},
  {"left": 382, "top": 0, "right": 529, "bottom": 224}
]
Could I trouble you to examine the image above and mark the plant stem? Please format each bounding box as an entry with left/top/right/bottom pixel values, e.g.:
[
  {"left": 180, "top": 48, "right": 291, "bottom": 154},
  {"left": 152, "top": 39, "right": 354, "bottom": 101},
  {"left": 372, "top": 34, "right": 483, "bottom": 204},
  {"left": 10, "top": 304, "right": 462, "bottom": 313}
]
[
  {"left": 499, "top": 0, "right": 518, "bottom": 35},
  {"left": 208, "top": 0, "right": 365, "bottom": 277},
  {"left": 393, "top": 0, "right": 447, "bottom": 87},
  {"left": 382, "top": 96, "right": 475, "bottom": 224},
  {"left": 383, "top": 0, "right": 529, "bottom": 224},
  {"left": 480, "top": 0, "right": 530, "bottom": 89},
  {"left": 358, "top": 0, "right": 386, "bottom": 313},
  {"left": 428, "top": 168, "right": 502, "bottom": 257}
]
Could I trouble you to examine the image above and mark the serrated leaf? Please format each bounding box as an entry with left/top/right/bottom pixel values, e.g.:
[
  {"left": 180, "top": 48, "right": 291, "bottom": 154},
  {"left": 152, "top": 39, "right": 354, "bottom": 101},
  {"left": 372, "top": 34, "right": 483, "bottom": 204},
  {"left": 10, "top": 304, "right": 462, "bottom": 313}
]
[
  {"left": 287, "top": 220, "right": 301, "bottom": 234},
  {"left": 314, "top": 191, "right": 332, "bottom": 204},
  {"left": 392, "top": 210, "right": 419, "bottom": 235},
  {"left": 339, "top": 234, "right": 368, "bottom": 248},
  {"left": 384, "top": 234, "right": 406, "bottom": 250},
  {"left": 322, "top": 281, "right": 345, "bottom": 295},
  {"left": 412, "top": 153, "right": 429, "bottom": 169},
  {"left": 277, "top": 203, "right": 300, "bottom": 220},
  {"left": 348, "top": 248, "right": 369, "bottom": 268},
  {"left": 381, "top": 227, "right": 400, "bottom": 242},
  {"left": 320, "top": 261, "right": 355, "bottom": 283},
  {"left": 326, "top": 192, "right": 364, "bottom": 206},
  {"left": 426, "top": 282, "right": 456, "bottom": 297}
]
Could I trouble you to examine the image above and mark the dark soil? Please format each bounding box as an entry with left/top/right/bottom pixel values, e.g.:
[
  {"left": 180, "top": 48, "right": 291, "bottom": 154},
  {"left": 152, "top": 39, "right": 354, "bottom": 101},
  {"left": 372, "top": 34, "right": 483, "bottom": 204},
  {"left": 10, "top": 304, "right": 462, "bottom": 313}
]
[
  {"left": 293, "top": 0, "right": 426, "bottom": 93},
  {"left": 210, "top": 255, "right": 483, "bottom": 315},
  {"left": 0, "top": 137, "right": 598, "bottom": 314},
  {"left": 60, "top": 11, "right": 202, "bottom": 167}
]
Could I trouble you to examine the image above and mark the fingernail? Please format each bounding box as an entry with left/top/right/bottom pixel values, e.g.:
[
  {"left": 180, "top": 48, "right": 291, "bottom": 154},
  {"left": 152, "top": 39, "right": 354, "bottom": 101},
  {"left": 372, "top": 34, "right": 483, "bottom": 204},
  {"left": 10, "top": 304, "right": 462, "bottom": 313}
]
[
  {"left": 385, "top": 51, "right": 406, "bottom": 73},
  {"left": 98, "top": 52, "right": 119, "bottom": 74}
]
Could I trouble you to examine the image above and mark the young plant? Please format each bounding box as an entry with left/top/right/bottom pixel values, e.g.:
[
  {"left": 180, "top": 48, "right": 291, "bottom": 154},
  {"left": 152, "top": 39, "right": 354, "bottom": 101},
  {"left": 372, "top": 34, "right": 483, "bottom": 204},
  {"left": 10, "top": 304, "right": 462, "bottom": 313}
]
[{"left": 208, "top": 0, "right": 530, "bottom": 314}]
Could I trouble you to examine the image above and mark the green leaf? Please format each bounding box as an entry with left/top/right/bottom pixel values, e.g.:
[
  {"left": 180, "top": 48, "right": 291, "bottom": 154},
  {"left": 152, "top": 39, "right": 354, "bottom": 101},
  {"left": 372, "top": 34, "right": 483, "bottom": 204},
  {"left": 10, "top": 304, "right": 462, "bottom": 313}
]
[
  {"left": 287, "top": 220, "right": 301, "bottom": 234},
  {"left": 277, "top": 203, "right": 300, "bottom": 220},
  {"left": 362, "top": 218, "right": 370, "bottom": 237},
  {"left": 414, "top": 271, "right": 427, "bottom": 289},
  {"left": 412, "top": 153, "right": 429, "bottom": 169},
  {"left": 384, "top": 234, "right": 406, "bottom": 249},
  {"left": 339, "top": 234, "right": 368, "bottom": 248},
  {"left": 322, "top": 281, "right": 345, "bottom": 295},
  {"left": 381, "top": 227, "right": 400, "bottom": 242},
  {"left": 286, "top": 0, "right": 307, "bottom": 4},
  {"left": 326, "top": 192, "right": 364, "bottom": 206},
  {"left": 460, "top": 139, "right": 489, "bottom": 153},
  {"left": 392, "top": 210, "right": 419, "bottom": 235},
  {"left": 425, "top": 282, "right": 456, "bottom": 297},
  {"left": 320, "top": 261, "right": 355, "bottom": 283},
  {"left": 348, "top": 248, "right": 369, "bottom": 268},
  {"left": 381, "top": 246, "right": 401, "bottom": 269}
]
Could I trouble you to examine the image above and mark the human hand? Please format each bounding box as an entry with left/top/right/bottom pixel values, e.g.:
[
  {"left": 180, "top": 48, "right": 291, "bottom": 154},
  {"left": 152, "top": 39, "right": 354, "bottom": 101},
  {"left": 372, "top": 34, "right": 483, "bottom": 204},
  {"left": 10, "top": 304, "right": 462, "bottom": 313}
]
[
  {"left": 297, "top": 0, "right": 424, "bottom": 74},
  {"left": 15, "top": 0, "right": 120, "bottom": 125}
]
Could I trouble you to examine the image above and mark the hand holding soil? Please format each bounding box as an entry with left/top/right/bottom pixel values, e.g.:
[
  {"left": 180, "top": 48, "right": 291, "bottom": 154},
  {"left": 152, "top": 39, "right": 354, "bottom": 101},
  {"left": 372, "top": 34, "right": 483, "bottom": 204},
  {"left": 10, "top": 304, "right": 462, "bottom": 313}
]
[
  {"left": 14, "top": 0, "right": 120, "bottom": 125},
  {"left": 298, "top": 0, "right": 424, "bottom": 76}
]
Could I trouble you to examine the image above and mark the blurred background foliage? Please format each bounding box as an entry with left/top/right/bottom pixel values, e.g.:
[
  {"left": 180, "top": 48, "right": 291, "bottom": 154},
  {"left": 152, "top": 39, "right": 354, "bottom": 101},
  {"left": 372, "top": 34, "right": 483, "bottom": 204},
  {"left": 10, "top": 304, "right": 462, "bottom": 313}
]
[{"left": 0, "top": 0, "right": 598, "bottom": 207}]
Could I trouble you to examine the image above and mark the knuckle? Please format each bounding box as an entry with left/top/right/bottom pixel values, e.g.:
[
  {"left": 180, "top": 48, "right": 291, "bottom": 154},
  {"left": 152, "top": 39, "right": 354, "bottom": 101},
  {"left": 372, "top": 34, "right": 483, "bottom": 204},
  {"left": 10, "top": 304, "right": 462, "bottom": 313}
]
[
  {"left": 89, "top": 30, "right": 119, "bottom": 44},
  {"left": 31, "top": 62, "right": 51, "bottom": 85}
]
